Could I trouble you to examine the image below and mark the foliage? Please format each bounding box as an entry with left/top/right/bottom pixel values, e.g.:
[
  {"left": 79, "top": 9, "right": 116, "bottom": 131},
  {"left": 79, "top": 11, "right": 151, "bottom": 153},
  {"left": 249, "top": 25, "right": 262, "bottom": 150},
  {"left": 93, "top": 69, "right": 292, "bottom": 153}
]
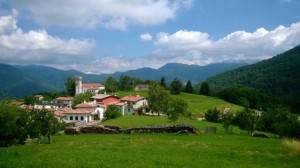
[
  {"left": 206, "top": 44, "right": 300, "bottom": 113},
  {"left": 147, "top": 82, "right": 170, "bottom": 115},
  {"left": 167, "top": 98, "right": 189, "bottom": 121},
  {"left": 72, "top": 92, "right": 92, "bottom": 108},
  {"left": 233, "top": 108, "right": 258, "bottom": 135},
  {"left": 170, "top": 78, "right": 182, "bottom": 94},
  {"left": 23, "top": 95, "right": 36, "bottom": 105},
  {"left": 199, "top": 82, "right": 211, "bottom": 96},
  {"left": 104, "top": 105, "right": 122, "bottom": 120},
  {"left": 0, "top": 100, "right": 29, "bottom": 147},
  {"left": 160, "top": 76, "right": 166, "bottom": 88},
  {"left": 205, "top": 108, "right": 221, "bottom": 123},
  {"left": 105, "top": 76, "right": 119, "bottom": 93},
  {"left": 218, "top": 87, "right": 266, "bottom": 109},
  {"left": 28, "top": 109, "right": 62, "bottom": 144},
  {"left": 119, "top": 75, "right": 133, "bottom": 91},
  {"left": 64, "top": 77, "right": 76, "bottom": 96},
  {"left": 185, "top": 80, "right": 194, "bottom": 93}
]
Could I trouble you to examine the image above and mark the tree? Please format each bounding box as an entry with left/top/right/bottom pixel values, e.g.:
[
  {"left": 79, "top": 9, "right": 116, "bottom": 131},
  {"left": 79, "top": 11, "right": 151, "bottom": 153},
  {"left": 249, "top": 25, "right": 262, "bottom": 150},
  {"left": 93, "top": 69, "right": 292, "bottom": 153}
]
[
  {"left": 170, "top": 78, "right": 182, "bottom": 94},
  {"left": 233, "top": 107, "right": 258, "bottom": 135},
  {"left": 65, "top": 77, "right": 76, "bottom": 96},
  {"left": 105, "top": 76, "right": 119, "bottom": 93},
  {"left": 104, "top": 105, "right": 122, "bottom": 120},
  {"left": 200, "top": 82, "right": 211, "bottom": 96},
  {"left": 185, "top": 80, "right": 194, "bottom": 93},
  {"left": 119, "top": 75, "right": 132, "bottom": 91},
  {"left": 28, "top": 109, "right": 62, "bottom": 144},
  {"left": 147, "top": 82, "right": 170, "bottom": 115},
  {"left": 0, "top": 100, "right": 29, "bottom": 147},
  {"left": 167, "top": 98, "right": 188, "bottom": 121},
  {"left": 160, "top": 76, "right": 166, "bottom": 88},
  {"left": 72, "top": 92, "right": 92, "bottom": 108}
]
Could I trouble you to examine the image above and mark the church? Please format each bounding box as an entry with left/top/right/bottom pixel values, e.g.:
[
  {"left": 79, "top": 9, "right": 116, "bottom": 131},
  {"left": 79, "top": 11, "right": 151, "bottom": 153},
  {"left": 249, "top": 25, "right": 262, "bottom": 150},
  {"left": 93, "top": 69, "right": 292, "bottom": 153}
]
[{"left": 75, "top": 76, "right": 105, "bottom": 95}]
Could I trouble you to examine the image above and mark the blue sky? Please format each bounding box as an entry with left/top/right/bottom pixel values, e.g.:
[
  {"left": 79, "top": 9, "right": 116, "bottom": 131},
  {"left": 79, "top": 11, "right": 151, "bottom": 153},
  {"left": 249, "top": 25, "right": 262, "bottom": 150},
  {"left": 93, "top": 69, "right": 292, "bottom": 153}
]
[{"left": 0, "top": 0, "right": 300, "bottom": 73}]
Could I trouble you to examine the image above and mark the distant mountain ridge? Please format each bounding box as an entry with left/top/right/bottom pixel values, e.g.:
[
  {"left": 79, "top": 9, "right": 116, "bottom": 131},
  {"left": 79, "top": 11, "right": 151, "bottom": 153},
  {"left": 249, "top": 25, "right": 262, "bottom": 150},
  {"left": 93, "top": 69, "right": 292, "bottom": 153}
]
[{"left": 0, "top": 62, "right": 246, "bottom": 98}]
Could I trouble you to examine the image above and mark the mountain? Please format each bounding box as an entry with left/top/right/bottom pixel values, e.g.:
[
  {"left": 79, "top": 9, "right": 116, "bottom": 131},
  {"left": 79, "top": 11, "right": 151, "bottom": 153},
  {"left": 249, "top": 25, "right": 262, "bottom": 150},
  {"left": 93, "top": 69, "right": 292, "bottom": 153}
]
[
  {"left": 206, "top": 44, "right": 300, "bottom": 107},
  {"left": 114, "top": 62, "right": 247, "bottom": 83},
  {"left": 0, "top": 62, "right": 246, "bottom": 98}
]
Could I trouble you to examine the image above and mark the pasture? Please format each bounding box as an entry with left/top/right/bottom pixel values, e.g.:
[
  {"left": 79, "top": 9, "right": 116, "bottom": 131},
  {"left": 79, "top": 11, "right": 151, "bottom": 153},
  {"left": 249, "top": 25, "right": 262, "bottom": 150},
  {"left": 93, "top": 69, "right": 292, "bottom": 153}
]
[{"left": 1, "top": 116, "right": 299, "bottom": 167}]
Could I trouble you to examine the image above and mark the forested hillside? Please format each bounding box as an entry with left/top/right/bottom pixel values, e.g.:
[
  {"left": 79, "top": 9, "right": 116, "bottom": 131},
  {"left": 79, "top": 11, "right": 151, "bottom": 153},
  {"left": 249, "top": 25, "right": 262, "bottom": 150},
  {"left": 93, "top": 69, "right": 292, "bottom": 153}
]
[{"left": 206, "top": 44, "right": 300, "bottom": 111}]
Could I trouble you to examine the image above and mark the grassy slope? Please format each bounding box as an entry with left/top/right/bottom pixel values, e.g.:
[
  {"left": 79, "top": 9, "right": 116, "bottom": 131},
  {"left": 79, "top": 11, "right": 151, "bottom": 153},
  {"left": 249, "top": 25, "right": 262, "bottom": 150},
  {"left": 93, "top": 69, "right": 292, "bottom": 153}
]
[
  {"left": 115, "top": 91, "right": 243, "bottom": 116},
  {"left": 0, "top": 133, "right": 298, "bottom": 168}
]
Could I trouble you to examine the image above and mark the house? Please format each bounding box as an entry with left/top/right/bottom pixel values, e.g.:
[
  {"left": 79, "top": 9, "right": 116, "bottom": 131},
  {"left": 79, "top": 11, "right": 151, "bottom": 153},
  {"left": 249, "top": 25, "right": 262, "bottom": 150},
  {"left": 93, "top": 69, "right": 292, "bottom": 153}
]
[
  {"left": 54, "top": 97, "right": 73, "bottom": 108},
  {"left": 34, "top": 102, "right": 60, "bottom": 110},
  {"left": 54, "top": 107, "right": 94, "bottom": 123},
  {"left": 134, "top": 84, "right": 149, "bottom": 91},
  {"left": 120, "top": 95, "right": 148, "bottom": 115},
  {"left": 34, "top": 95, "right": 44, "bottom": 101},
  {"left": 91, "top": 94, "right": 126, "bottom": 116},
  {"left": 75, "top": 76, "right": 105, "bottom": 95}
]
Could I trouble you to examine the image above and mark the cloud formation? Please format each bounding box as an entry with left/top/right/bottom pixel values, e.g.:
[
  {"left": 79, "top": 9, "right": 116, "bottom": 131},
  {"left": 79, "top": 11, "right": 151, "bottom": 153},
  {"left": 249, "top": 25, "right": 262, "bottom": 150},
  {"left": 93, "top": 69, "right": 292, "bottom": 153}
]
[
  {"left": 2, "top": 0, "right": 192, "bottom": 30},
  {"left": 140, "top": 33, "right": 153, "bottom": 41},
  {"left": 153, "top": 22, "right": 300, "bottom": 65},
  {"left": 0, "top": 10, "right": 95, "bottom": 66}
]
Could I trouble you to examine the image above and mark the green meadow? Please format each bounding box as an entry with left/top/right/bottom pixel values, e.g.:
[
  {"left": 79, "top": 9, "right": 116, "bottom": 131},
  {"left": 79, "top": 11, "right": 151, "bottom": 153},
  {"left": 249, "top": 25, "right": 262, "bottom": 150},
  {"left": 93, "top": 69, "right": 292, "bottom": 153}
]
[{"left": 0, "top": 116, "right": 299, "bottom": 168}]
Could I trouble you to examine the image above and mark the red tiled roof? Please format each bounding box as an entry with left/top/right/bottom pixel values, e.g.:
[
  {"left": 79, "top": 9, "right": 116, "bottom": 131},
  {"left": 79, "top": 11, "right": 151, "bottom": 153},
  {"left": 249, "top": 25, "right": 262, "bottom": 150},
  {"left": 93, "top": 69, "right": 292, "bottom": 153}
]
[
  {"left": 82, "top": 83, "right": 104, "bottom": 90},
  {"left": 120, "top": 95, "right": 144, "bottom": 102},
  {"left": 55, "top": 97, "right": 74, "bottom": 101},
  {"left": 75, "top": 103, "right": 97, "bottom": 108},
  {"left": 55, "top": 107, "right": 93, "bottom": 115}
]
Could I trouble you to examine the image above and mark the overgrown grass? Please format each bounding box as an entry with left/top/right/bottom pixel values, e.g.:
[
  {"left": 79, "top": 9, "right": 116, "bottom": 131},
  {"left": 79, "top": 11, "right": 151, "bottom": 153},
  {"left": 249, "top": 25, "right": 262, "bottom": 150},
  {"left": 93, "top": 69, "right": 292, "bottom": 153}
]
[
  {"left": 282, "top": 139, "right": 300, "bottom": 157},
  {"left": 0, "top": 134, "right": 299, "bottom": 168}
]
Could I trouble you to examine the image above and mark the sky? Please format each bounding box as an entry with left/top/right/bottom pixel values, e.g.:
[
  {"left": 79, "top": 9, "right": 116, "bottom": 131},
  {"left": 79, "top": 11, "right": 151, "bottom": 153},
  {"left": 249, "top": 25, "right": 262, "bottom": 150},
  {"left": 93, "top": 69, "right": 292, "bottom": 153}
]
[{"left": 0, "top": 0, "right": 300, "bottom": 74}]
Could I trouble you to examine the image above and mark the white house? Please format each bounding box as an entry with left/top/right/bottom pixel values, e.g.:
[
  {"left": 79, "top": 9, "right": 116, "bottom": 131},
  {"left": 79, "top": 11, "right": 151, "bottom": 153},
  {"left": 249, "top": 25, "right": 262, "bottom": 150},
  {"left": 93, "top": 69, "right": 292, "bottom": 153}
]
[
  {"left": 54, "top": 97, "right": 73, "bottom": 108},
  {"left": 54, "top": 107, "right": 94, "bottom": 123},
  {"left": 120, "top": 95, "right": 148, "bottom": 115}
]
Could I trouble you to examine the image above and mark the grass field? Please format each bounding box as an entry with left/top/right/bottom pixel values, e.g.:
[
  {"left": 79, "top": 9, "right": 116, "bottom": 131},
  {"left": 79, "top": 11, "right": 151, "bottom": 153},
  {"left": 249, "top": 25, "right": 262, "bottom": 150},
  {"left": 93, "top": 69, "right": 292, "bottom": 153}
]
[
  {"left": 115, "top": 91, "right": 243, "bottom": 116},
  {"left": 0, "top": 133, "right": 299, "bottom": 168}
]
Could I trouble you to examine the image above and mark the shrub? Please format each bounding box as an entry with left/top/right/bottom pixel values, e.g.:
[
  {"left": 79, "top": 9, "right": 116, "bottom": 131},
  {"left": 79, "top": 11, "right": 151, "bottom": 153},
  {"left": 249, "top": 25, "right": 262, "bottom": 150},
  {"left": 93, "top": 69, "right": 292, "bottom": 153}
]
[
  {"left": 104, "top": 105, "right": 122, "bottom": 120},
  {"left": 282, "top": 139, "right": 300, "bottom": 157},
  {"left": 205, "top": 108, "right": 221, "bottom": 123}
]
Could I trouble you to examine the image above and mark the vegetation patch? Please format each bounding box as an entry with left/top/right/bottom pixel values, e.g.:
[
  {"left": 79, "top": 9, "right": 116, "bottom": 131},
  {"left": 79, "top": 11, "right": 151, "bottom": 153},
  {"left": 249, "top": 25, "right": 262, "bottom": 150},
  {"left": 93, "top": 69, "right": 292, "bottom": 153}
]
[{"left": 282, "top": 139, "right": 300, "bottom": 157}]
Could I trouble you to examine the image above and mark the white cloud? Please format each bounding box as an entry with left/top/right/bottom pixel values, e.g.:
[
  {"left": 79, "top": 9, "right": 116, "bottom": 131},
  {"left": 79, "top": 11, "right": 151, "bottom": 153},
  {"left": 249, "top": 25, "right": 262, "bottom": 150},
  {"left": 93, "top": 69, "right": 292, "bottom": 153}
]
[
  {"left": 63, "top": 22, "right": 300, "bottom": 73},
  {"left": 140, "top": 33, "right": 153, "bottom": 41},
  {"left": 0, "top": 10, "right": 95, "bottom": 65},
  {"left": 2, "top": 0, "right": 193, "bottom": 30},
  {"left": 153, "top": 22, "right": 300, "bottom": 65}
]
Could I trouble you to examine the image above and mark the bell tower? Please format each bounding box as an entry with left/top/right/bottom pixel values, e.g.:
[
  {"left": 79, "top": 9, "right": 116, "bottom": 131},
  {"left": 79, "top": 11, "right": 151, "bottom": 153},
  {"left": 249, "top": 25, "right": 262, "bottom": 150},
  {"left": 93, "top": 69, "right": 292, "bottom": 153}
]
[{"left": 75, "top": 76, "right": 82, "bottom": 95}]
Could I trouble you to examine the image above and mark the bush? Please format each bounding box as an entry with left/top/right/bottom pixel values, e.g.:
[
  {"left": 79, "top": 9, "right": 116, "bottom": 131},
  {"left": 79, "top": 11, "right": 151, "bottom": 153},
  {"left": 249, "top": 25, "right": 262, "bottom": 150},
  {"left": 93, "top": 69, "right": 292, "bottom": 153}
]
[
  {"left": 104, "top": 105, "right": 122, "bottom": 120},
  {"left": 205, "top": 108, "right": 221, "bottom": 123}
]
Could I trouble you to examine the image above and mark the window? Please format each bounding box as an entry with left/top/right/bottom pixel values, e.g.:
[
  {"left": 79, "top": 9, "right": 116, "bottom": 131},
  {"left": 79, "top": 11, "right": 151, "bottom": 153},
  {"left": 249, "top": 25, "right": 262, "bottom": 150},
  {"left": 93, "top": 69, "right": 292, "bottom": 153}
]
[
  {"left": 81, "top": 116, "right": 84, "bottom": 120},
  {"left": 70, "top": 116, "right": 73, "bottom": 120},
  {"left": 75, "top": 116, "right": 78, "bottom": 120}
]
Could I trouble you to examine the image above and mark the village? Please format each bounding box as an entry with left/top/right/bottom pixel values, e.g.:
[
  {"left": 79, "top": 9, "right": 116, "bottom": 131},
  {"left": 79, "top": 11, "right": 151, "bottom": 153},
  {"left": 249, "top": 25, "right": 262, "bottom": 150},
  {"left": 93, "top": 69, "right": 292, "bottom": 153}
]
[{"left": 33, "top": 76, "right": 148, "bottom": 125}]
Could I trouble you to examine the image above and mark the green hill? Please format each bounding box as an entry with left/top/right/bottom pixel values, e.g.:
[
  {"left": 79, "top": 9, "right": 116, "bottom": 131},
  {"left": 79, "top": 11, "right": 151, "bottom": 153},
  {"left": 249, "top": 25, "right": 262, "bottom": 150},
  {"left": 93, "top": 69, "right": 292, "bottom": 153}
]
[{"left": 206, "top": 44, "right": 300, "bottom": 110}]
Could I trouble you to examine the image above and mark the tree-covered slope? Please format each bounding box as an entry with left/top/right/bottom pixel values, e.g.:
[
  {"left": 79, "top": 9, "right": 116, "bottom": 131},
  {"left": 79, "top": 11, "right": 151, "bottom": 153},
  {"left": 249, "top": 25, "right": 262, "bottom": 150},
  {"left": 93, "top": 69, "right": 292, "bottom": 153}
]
[{"left": 206, "top": 44, "right": 300, "bottom": 103}]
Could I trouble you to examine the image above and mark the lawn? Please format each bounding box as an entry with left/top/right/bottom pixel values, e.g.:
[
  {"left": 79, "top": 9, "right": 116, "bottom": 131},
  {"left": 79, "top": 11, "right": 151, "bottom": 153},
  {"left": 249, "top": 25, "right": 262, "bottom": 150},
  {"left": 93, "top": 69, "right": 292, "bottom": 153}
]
[{"left": 0, "top": 133, "right": 298, "bottom": 168}]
